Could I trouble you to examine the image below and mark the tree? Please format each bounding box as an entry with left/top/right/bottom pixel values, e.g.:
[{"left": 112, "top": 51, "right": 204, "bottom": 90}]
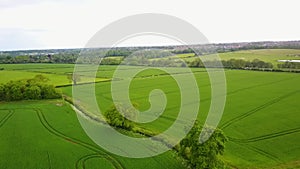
[
  {"left": 67, "top": 73, "right": 81, "bottom": 85},
  {"left": 176, "top": 122, "right": 227, "bottom": 169},
  {"left": 0, "top": 75, "right": 60, "bottom": 101},
  {"left": 25, "top": 85, "right": 41, "bottom": 99},
  {"left": 104, "top": 103, "right": 138, "bottom": 130}
]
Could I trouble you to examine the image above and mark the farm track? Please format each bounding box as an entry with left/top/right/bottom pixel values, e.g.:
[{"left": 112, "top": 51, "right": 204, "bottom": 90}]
[
  {"left": 0, "top": 109, "right": 14, "bottom": 128},
  {"left": 220, "top": 90, "right": 299, "bottom": 130},
  {"left": 228, "top": 127, "right": 300, "bottom": 143},
  {"left": 34, "top": 108, "right": 125, "bottom": 169}
]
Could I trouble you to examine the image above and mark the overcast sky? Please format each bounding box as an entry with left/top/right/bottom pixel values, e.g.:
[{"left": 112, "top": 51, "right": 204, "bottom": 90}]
[{"left": 0, "top": 0, "right": 299, "bottom": 51}]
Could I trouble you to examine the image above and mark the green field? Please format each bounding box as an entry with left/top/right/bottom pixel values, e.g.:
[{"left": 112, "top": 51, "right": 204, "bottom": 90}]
[
  {"left": 0, "top": 51, "right": 300, "bottom": 169},
  {"left": 0, "top": 101, "right": 183, "bottom": 169},
  {"left": 0, "top": 64, "right": 108, "bottom": 86},
  {"left": 61, "top": 65, "right": 300, "bottom": 168}
]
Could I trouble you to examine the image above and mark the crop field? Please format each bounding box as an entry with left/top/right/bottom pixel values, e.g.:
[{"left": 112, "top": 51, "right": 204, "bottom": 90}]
[
  {"left": 0, "top": 101, "right": 183, "bottom": 169},
  {"left": 0, "top": 55, "right": 300, "bottom": 169},
  {"left": 62, "top": 65, "right": 300, "bottom": 168}
]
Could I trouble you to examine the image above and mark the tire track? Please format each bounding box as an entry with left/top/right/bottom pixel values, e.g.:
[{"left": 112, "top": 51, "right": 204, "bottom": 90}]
[
  {"left": 0, "top": 109, "right": 14, "bottom": 128},
  {"left": 220, "top": 90, "right": 299, "bottom": 129},
  {"left": 34, "top": 108, "right": 124, "bottom": 169},
  {"left": 76, "top": 154, "right": 119, "bottom": 169},
  {"left": 246, "top": 145, "right": 280, "bottom": 162},
  {"left": 228, "top": 127, "right": 300, "bottom": 143},
  {"left": 47, "top": 151, "right": 52, "bottom": 169}
]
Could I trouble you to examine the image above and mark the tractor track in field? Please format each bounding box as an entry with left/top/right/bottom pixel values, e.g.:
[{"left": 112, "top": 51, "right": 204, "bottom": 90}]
[
  {"left": 228, "top": 127, "right": 300, "bottom": 143},
  {"left": 76, "top": 154, "right": 120, "bottom": 169},
  {"left": 220, "top": 90, "right": 299, "bottom": 130},
  {"left": 33, "top": 108, "right": 124, "bottom": 169},
  {"left": 47, "top": 151, "right": 52, "bottom": 169},
  {"left": 0, "top": 109, "right": 14, "bottom": 128},
  {"left": 225, "top": 76, "right": 297, "bottom": 96},
  {"left": 245, "top": 144, "right": 280, "bottom": 162}
]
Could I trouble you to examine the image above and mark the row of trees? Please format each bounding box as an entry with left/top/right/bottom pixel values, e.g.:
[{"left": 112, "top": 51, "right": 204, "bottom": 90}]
[
  {"left": 189, "top": 58, "right": 274, "bottom": 69},
  {"left": 121, "top": 56, "right": 184, "bottom": 67},
  {"left": 278, "top": 62, "right": 300, "bottom": 69},
  {"left": 0, "top": 75, "right": 61, "bottom": 101},
  {"left": 0, "top": 54, "right": 78, "bottom": 64}
]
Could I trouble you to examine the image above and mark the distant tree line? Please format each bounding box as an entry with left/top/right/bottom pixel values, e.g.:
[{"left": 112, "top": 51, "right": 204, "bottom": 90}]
[
  {"left": 189, "top": 58, "right": 274, "bottom": 70},
  {"left": 0, "top": 54, "right": 78, "bottom": 64},
  {"left": 0, "top": 75, "right": 61, "bottom": 101},
  {"left": 278, "top": 62, "right": 300, "bottom": 69}
]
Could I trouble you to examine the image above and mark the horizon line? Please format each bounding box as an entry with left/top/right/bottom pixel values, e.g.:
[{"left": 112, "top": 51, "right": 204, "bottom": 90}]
[{"left": 1, "top": 39, "right": 300, "bottom": 52}]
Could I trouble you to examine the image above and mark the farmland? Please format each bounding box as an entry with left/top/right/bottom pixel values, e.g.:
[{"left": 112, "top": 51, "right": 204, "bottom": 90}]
[
  {"left": 62, "top": 65, "right": 300, "bottom": 168},
  {"left": 0, "top": 101, "right": 183, "bottom": 169},
  {"left": 0, "top": 49, "right": 300, "bottom": 169}
]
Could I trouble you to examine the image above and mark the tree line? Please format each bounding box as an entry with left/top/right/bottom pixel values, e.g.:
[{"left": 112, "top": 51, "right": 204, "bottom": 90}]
[
  {"left": 278, "top": 62, "right": 300, "bottom": 69},
  {"left": 0, "top": 75, "right": 61, "bottom": 101},
  {"left": 189, "top": 58, "right": 274, "bottom": 70}
]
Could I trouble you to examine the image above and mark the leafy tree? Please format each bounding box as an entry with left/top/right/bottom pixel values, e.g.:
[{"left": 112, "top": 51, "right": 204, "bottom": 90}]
[
  {"left": 177, "top": 122, "right": 227, "bottom": 169},
  {"left": 39, "top": 84, "right": 60, "bottom": 99},
  {"left": 25, "top": 85, "right": 41, "bottom": 99},
  {"left": 104, "top": 103, "right": 138, "bottom": 130}
]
